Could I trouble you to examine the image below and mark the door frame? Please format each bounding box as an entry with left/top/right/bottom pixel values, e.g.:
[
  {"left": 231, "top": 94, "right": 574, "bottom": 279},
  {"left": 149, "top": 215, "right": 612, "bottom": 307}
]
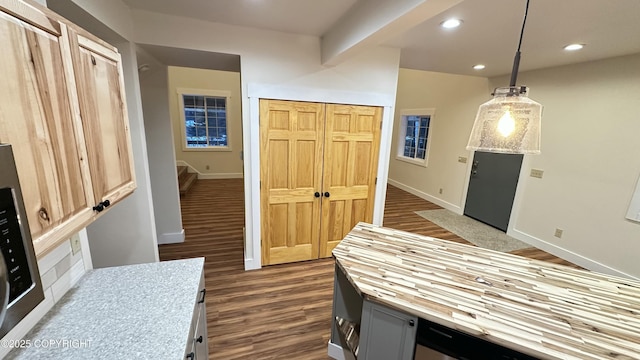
[{"left": 245, "top": 83, "right": 396, "bottom": 270}]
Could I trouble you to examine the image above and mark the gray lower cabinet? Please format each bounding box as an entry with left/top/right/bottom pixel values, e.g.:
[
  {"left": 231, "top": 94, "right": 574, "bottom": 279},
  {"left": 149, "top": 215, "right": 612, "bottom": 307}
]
[
  {"left": 185, "top": 268, "right": 209, "bottom": 360},
  {"left": 358, "top": 299, "right": 418, "bottom": 360}
]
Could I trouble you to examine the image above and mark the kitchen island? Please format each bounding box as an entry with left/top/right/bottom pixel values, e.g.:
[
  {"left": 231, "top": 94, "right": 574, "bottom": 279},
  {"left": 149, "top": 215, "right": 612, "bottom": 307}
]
[
  {"left": 6, "top": 258, "right": 207, "bottom": 359},
  {"left": 330, "top": 223, "right": 640, "bottom": 360}
]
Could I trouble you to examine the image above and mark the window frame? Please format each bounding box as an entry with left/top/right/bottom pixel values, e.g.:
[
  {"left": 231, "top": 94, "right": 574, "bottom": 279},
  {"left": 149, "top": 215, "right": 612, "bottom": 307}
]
[
  {"left": 177, "top": 88, "right": 232, "bottom": 152},
  {"left": 395, "top": 108, "right": 435, "bottom": 167}
]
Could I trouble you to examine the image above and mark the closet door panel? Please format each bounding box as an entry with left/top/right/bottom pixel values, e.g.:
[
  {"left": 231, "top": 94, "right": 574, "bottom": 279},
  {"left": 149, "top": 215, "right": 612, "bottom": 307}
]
[
  {"left": 260, "top": 99, "right": 324, "bottom": 265},
  {"left": 320, "top": 104, "right": 382, "bottom": 258}
]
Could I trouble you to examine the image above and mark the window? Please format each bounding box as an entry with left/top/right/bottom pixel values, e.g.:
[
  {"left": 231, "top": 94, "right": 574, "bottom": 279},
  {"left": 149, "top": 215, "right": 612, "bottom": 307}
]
[
  {"left": 396, "top": 109, "right": 434, "bottom": 166},
  {"left": 178, "top": 89, "right": 231, "bottom": 150}
]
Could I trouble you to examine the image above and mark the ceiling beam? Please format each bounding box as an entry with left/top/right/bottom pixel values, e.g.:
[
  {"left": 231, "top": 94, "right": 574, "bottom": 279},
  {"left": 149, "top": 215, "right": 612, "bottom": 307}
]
[{"left": 321, "top": 0, "right": 462, "bottom": 66}]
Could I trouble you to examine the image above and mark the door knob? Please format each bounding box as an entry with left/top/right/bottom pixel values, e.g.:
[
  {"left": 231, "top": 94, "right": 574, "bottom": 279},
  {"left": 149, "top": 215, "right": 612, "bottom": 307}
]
[
  {"left": 408, "top": 319, "right": 415, "bottom": 327},
  {"left": 314, "top": 192, "right": 320, "bottom": 198},
  {"left": 324, "top": 192, "right": 330, "bottom": 198}
]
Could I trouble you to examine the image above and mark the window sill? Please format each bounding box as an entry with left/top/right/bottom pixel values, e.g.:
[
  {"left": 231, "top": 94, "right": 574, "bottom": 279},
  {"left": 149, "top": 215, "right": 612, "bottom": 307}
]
[
  {"left": 183, "top": 146, "right": 233, "bottom": 152},
  {"left": 396, "top": 155, "right": 428, "bottom": 167}
]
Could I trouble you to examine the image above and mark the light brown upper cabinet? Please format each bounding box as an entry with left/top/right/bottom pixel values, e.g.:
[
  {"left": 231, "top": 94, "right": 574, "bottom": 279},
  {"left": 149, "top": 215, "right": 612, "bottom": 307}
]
[
  {"left": 67, "top": 28, "right": 136, "bottom": 208},
  {"left": 0, "top": 0, "right": 136, "bottom": 257},
  {"left": 260, "top": 99, "right": 382, "bottom": 265}
]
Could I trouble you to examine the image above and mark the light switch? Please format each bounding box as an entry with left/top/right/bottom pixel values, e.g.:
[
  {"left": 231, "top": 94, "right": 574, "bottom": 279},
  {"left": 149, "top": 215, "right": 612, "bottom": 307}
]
[
  {"left": 458, "top": 156, "right": 467, "bottom": 164},
  {"left": 530, "top": 169, "right": 544, "bottom": 178}
]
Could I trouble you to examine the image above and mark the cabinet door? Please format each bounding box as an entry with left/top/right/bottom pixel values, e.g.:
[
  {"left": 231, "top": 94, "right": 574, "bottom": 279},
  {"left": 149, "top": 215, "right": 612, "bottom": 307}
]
[
  {"left": 194, "top": 270, "right": 209, "bottom": 359},
  {"left": 0, "top": 2, "right": 93, "bottom": 255},
  {"left": 67, "top": 29, "right": 136, "bottom": 207},
  {"left": 359, "top": 299, "right": 417, "bottom": 360}
]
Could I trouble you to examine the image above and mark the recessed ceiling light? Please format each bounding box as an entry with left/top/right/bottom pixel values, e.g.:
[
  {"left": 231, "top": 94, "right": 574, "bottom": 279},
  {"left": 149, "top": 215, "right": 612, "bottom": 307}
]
[
  {"left": 563, "top": 44, "right": 584, "bottom": 51},
  {"left": 473, "top": 64, "right": 486, "bottom": 70},
  {"left": 441, "top": 19, "right": 462, "bottom": 29}
]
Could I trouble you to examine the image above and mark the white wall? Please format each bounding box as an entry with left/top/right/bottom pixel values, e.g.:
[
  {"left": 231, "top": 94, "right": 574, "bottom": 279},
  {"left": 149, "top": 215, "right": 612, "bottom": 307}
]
[
  {"left": 388, "top": 54, "right": 640, "bottom": 278},
  {"left": 139, "top": 64, "right": 185, "bottom": 245},
  {"left": 496, "top": 53, "right": 640, "bottom": 278},
  {"left": 132, "top": 10, "right": 401, "bottom": 269},
  {"left": 388, "top": 69, "right": 489, "bottom": 213},
  {"left": 167, "top": 67, "right": 243, "bottom": 178}
]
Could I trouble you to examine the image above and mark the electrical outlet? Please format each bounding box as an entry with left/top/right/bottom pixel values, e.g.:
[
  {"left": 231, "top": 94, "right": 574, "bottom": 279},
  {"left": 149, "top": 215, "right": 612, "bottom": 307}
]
[
  {"left": 70, "top": 234, "right": 81, "bottom": 255},
  {"left": 205, "top": 165, "right": 210, "bottom": 170},
  {"left": 458, "top": 156, "right": 467, "bottom": 164},
  {"left": 554, "top": 228, "right": 563, "bottom": 238},
  {"left": 530, "top": 169, "right": 544, "bottom": 178}
]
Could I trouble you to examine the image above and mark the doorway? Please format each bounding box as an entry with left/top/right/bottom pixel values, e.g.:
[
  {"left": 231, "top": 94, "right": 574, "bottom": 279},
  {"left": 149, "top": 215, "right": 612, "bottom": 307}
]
[{"left": 464, "top": 151, "right": 523, "bottom": 232}]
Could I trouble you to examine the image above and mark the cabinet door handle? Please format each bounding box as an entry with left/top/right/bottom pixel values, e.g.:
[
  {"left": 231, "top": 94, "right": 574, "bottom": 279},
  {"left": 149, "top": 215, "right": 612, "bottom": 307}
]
[
  {"left": 408, "top": 319, "right": 415, "bottom": 327},
  {"left": 186, "top": 352, "right": 195, "bottom": 360},
  {"left": 196, "top": 335, "right": 203, "bottom": 343},
  {"left": 93, "top": 203, "right": 104, "bottom": 212},
  {"left": 314, "top": 192, "right": 320, "bottom": 198},
  {"left": 198, "top": 288, "right": 206, "bottom": 304},
  {"left": 102, "top": 199, "right": 111, "bottom": 208},
  {"left": 324, "top": 192, "right": 330, "bottom": 198}
]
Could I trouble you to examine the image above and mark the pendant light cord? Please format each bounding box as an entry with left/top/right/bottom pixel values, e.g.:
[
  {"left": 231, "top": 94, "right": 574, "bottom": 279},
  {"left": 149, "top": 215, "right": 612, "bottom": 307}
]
[{"left": 510, "top": 0, "right": 530, "bottom": 87}]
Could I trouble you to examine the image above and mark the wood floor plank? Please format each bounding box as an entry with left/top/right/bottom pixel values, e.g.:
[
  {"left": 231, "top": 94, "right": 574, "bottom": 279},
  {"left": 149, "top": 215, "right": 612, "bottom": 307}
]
[{"left": 159, "top": 179, "right": 579, "bottom": 359}]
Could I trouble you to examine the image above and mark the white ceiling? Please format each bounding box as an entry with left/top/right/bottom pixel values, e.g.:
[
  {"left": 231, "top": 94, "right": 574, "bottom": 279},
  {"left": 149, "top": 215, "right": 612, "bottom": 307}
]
[
  {"left": 122, "top": 0, "right": 358, "bottom": 36},
  {"left": 124, "top": 0, "right": 640, "bottom": 77}
]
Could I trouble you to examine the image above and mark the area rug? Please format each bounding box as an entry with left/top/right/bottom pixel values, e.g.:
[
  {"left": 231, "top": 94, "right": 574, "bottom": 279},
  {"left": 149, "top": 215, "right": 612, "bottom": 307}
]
[{"left": 414, "top": 209, "right": 530, "bottom": 252}]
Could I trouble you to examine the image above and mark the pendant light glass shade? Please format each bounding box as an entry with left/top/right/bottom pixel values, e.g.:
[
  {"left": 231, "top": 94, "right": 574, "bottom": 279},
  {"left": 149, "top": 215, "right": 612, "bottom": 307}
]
[{"left": 466, "top": 86, "right": 542, "bottom": 154}]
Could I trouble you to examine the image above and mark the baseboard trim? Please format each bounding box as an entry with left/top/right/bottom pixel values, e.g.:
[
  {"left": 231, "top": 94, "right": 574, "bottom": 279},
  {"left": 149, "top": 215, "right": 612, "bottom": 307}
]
[
  {"left": 198, "top": 173, "right": 243, "bottom": 179},
  {"left": 157, "top": 229, "right": 185, "bottom": 244},
  {"left": 327, "top": 341, "right": 355, "bottom": 360},
  {"left": 244, "top": 257, "right": 260, "bottom": 271},
  {"left": 509, "top": 228, "right": 639, "bottom": 280},
  {"left": 387, "top": 179, "right": 463, "bottom": 215}
]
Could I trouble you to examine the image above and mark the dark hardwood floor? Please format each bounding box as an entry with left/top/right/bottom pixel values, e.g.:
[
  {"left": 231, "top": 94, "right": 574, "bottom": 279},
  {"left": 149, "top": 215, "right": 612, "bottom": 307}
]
[{"left": 159, "top": 179, "right": 578, "bottom": 360}]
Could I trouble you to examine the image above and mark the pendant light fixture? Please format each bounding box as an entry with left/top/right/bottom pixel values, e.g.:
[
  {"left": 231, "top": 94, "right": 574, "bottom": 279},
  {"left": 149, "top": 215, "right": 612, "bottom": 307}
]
[{"left": 466, "top": 0, "right": 542, "bottom": 154}]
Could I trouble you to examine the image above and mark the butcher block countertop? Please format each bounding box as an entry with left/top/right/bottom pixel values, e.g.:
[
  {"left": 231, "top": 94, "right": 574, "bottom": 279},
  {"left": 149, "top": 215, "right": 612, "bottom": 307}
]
[{"left": 332, "top": 223, "right": 640, "bottom": 360}]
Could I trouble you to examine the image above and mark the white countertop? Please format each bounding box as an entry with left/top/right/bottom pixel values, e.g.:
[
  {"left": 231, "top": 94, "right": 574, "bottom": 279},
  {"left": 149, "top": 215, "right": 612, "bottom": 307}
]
[
  {"left": 6, "top": 258, "right": 204, "bottom": 359},
  {"left": 333, "top": 223, "right": 640, "bottom": 360}
]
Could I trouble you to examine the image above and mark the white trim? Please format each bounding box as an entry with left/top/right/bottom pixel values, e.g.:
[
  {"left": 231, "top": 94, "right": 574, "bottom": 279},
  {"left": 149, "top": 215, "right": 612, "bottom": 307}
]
[
  {"left": 626, "top": 173, "right": 640, "bottom": 222},
  {"left": 387, "top": 179, "right": 463, "bottom": 215},
  {"left": 327, "top": 341, "right": 355, "bottom": 360},
  {"left": 177, "top": 88, "right": 232, "bottom": 151},
  {"left": 245, "top": 83, "right": 395, "bottom": 270},
  {"left": 176, "top": 160, "right": 242, "bottom": 179},
  {"left": 157, "top": 229, "right": 185, "bottom": 244},
  {"left": 198, "top": 173, "right": 243, "bottom": 179},
  {"left": 78, "top": 228, "right": 93, "bottom": 271},
  {"left": 372, "top": 105, "right": 394, "bottom": 225},
  {"left": 248, "top": 83, "right": 395, "bottom": 107},
  {"left": 245, "top": 92, "right": 261, "bottom": 271},
  {"left": 506, "top": 155, "right": 533, "bottom": 235},
  {"left": 507, "top": 228, "right": 640, "bottom": 281}
]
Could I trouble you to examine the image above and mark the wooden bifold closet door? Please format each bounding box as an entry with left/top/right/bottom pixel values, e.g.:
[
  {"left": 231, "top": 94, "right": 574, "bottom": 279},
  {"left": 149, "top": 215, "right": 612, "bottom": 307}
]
[{"left": 260, "top": 99, "right": 382, "bottom": 265}]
